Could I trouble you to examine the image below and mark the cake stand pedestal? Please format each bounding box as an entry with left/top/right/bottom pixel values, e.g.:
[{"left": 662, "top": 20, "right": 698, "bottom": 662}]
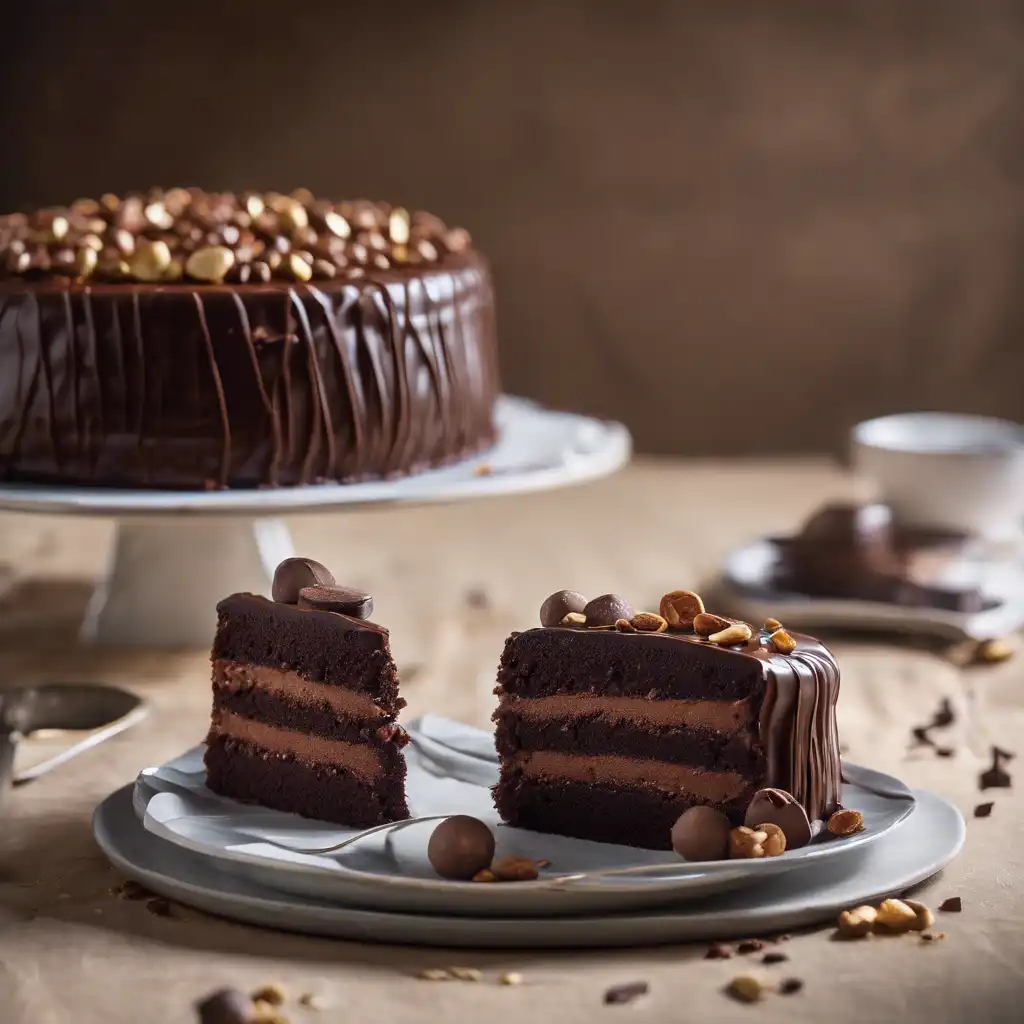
[{"left": 0, "top": 397, "right": 631, "bottom": 648}]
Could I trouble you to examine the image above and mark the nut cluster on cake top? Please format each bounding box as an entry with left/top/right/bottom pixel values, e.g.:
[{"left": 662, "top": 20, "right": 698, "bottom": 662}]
[
  {"left": 0, "top": 188, "right": 472, "bottom": 285},
  {"left": 538, "top": 587, "right": 799, "bottom": 654}
]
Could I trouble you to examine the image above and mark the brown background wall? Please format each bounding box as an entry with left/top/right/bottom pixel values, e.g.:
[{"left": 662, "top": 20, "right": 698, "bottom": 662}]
[{"left": 2, "top": 0, "right": 1022, "bottom": 455}]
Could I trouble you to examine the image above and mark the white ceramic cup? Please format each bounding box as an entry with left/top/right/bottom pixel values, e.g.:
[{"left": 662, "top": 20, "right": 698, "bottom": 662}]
[{"left": 851, "top": 412, "right": 1024, "bottom": 540}]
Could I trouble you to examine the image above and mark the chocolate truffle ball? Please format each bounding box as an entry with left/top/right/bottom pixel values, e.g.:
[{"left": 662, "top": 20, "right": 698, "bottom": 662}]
[
  {"left": 744, "top": 787, "right": 812, "bottom": 849},
  {"left": 583, "top": 593, "right": 634, "bottom": 628},
  {"left": 427, "top": 815, "right": 496, "bottom": 880},
  {"left": 540, "top": 589, "right": 588, "bottom": 627},
  {"left": 272, "top": 557, "right": 335, "bottom": 604},
  {"left": 670, "top": 806, "right": 732, "bottom": 861}
]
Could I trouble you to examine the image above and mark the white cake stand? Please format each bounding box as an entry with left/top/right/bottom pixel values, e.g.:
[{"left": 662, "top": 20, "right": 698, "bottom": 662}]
[{"left": 0, "top": 397, "right": 631, "bottom": 648}]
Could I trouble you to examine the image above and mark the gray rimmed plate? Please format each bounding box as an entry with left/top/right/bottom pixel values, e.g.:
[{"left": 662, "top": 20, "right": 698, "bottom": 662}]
[
  {"left": 96, "top": 784, "right": 962, "bottom": 947},
  {"left": 134, "top": 715, "right": 916, "bottom": 918}
]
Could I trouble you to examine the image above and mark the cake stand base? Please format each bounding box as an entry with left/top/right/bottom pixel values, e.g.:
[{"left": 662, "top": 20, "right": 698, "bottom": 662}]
[
  {"left": 80, "top": 518, "right": 294, "bottom": 648},
  {"left": 0, "top": 397, "right": 631, "bottom": 649}
]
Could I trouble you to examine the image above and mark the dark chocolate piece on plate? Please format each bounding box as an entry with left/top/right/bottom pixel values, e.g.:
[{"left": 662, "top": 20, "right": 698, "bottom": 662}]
[
  {"left": 671, "top": 806, "right": 731, "bottom": 861},
  {"left": 744, "top": 787, "right": 813, "bottom": 849},
  {"left": 427, "top": 816, "right": 496, "bottom": 881}
]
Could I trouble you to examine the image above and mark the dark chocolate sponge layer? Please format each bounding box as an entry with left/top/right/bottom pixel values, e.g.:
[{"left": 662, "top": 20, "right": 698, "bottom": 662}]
[
  {"left": 497, "top": 629, "right": 765, "bottom": 702},
  {"left": 212, "top": 687, "right": 403, "bottom": 754},
  {"left": 0, "top": 252, "right": 498, "bottom": 489},
  {"left": 493, "top": 710, "right": 765, "bottom": 774},
  {"left": 214, "top": 594, "right": 402, "bottom": 706},
  {"left": 493, "top": 771, "right": 758, "bottom": 850},
  {"left": 205, "top": 735, "right": 409, "bottom": 827}
]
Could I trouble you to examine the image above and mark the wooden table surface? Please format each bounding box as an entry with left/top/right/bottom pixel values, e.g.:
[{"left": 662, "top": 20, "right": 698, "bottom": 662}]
[{"left": 0, "top": 459, "right": 1020, "bottom": 1023}]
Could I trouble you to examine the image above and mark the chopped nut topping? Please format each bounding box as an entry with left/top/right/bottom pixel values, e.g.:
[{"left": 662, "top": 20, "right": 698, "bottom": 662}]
[
  {"left": 769, "top": 629, "right": 797, "bottom": 655},
  {"left": 902, "top": 899, "right": 935, "bottom": 932},
  {"left": 874, "top": 898, "right": 919, "bottom": 933},
  {"left": 836, "top": 905, "right": 877, "bottom": 938},
  {"left": 251, "top": 984, "right": 286, "bottom": 1006},
  {"left": 185, "top": 245, "right": 235, "bottom": 283},
  {"left": 729, "top": 826, "right": 768, "bottom": 859},
  {"left": 826, "top": 808, "right": 865, "bottom": 836},
  {"left": 490, "top": 856, "right": 540, "bottom": 882},
  {"left": 763, "top": 617, "right": 783, "bottom": 631},
  {"left": 978, "top": 637, "right": 1015, "bottom": 663},
  {"left": 709, "top": 622, "right": 753, "bottom": 646},
  {"left": 692, "top": 611, "right": 731, "bottom": 636},
  {"left": 631, "top": 612, "right": 668, "bottom": 633},
  {"left": 659, "top": 590, "right": 704, "bottom": 629},
  {"left": 753, "top": 822, "right": 787, "bottom": 857},
  {"left": 726, "top": 975, "right": 764, "bottom": 1003},
  {"left": 559, "top": 612, "right": 587, "bottom": 626},
  {"left": 614, "top": 617, "right": 637, "bottom": 632}
]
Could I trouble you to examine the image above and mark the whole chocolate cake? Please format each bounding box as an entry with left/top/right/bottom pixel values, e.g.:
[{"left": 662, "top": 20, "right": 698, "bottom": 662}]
[
  {"left": 0, "top": 189, "right": 499, "bottom": 489},
  {"left": 493, "top": 590, "right": 841, "bottom": 850},
  {"left": 205, "top": 557, "right": 409, "bottom": 825}
]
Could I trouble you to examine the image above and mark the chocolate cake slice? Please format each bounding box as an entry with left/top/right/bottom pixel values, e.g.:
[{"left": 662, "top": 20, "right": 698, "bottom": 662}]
[
  {"left": 204, "top": 557, "right": 409, "bottom": 825},
  {"left": 493, "top": 589, "right": 840, "bottom": 850}
]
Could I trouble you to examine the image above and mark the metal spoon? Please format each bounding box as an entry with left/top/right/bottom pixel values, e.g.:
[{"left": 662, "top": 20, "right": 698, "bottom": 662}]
[{"left": 0, "top": 683, "right": 147, "bottom": 789}]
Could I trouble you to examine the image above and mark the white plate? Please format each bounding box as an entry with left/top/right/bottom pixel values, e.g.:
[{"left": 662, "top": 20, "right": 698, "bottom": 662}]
[
  {"left": 95, "top": 783, "right": 963, "bottom": 947},
  {"left": 718, "top": 536, "right": 1024, "bottom": 641},
  {"left": 135, "top": 715, "right": 916, "bottom": 919}
]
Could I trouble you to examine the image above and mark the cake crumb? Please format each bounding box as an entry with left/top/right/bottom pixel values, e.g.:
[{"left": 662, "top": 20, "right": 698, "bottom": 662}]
[{"left": 603, "top": 981, "right": 649, "bottom": 1005}]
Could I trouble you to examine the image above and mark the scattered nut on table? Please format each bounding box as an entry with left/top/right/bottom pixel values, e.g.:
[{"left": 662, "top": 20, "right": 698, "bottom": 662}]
[
  {"left": 874, "top": 898, "right": 919, "bottom": 933},
  {"left": 837, "top": 905, "right": 877, "bottom": 938}
]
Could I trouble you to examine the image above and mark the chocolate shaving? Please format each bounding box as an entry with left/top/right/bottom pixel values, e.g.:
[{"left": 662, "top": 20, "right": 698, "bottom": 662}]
[
  {"left": 603, "top": 981, "right": 649, "bottom": 1005},
  {"left": 974, "top": 802, "right": 994, "bottom": 818},
  {"left": 762, "top": 952, "right": 789, "bottom": 964},
  {"left": 931, "top": 698, "right": 956, "bottom": 728},
  {"left": 939, "top": 897, "right": 962, "bottom": 912},
  {"left": 778, "top": 978, "right": 804, "bottom": 995},
  {"left": 979, "top": 746, "right": 1014, "bottom": 790},
  {"left": 736, "top": 939, "right": 765, "bottom": 954},
  {"left": 936, "top": 747, "right": 955, "bottom": 758}
]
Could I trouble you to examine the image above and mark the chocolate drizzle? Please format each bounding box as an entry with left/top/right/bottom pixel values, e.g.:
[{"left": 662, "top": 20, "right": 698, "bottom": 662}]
[{"left": 0, "top": 251, "right": 499, "bottom": 488}]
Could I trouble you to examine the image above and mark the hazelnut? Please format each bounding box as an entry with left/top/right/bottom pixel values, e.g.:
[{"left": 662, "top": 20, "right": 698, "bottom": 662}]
[
  {"left": 978, "top": 637, "right": 1015, "bottom": 663},
  {"left": 769, "top": 629, "right": 797, "bottom": 655},
  {"left": 709, "top": 622, "right": 754, "bottom": 646},
  {"left": 560, "top": 612, "right": 587, "bottom": 626},
  {"left": 129, "top": 239, "right": 172, "bottom": 282},
  {"left": 324, "top": 211, "right": 351, "bottom": 239},
  {"left": 615, "top": 618, "right": 637, "bottom": 632},
  {"left": 185, "top": 245, "right": 235, "bottom": 283},
  {"left": 727, "top": 976, "right": 764, "bottom": 1003},
  {"left": 836, "top": 905, "right": 877, "bottom": 938},
  {"left": 271, "top": 195, "right": 309, "bottom": 232},
  {"left": 875, "top": 898, "right": 918, "bottom": 933},
  {"left": 902, "top": 899, "right": 935, "bottom": 932},
  {"left": 631, "top": 612, "right": 669, "bottom": 633},
  {"left": 490, "top": 856, "right": 539, "bottom": 882},
  {"left": 729, "top": 826, "right": 768, "bottom": 859},
  {"left": 753, "top": 822, "right": 787, "bottom": 857},
  {"left": 827, "top": 808, "right": 865, "bottom": 837},
  {"left": 693, "top": 612, "right": 732, "bottom": 636},
  {"left": 763, "top": 617, "right": 783, "bottom": 631},
  {"left": 659, "top": 590, "right": 704, "bottom": 629},
  {"left": 471, "top": 869, "right": 496, "bottom": 883},
  {"left": 389, "top": 207, "right": 411, "bottom": 245}
]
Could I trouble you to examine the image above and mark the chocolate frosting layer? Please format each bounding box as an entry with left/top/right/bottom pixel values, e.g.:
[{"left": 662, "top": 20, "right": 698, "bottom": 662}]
[
  {"left": 0, "top": 252, "right": 499, "bottom": 488},
  {"left": 499, "top": 626, "right": 842, "bottom": 821},
  {"left": 508, "top": 693, "right": 757, "bottom": 731}
]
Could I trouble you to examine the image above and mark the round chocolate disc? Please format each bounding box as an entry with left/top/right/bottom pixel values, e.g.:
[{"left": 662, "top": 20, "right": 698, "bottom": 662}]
[
  {"left": 297, "top": 585, "right": 374, "bottom": 619},
  {"left": 743, "top": 787, "right": 812, "bottom": 849},
  {"left": 583, "top": 593, "right": 634, "bottom": 628},
  {"left": 539, "top": 589, "right": 588, "bottom": 627},
  {"left": 272, "top": 557, "right": 335, "bottom": 604},
  {"left": 670, "top": 805, "right": 732, "bottom": 861},
  {"left": 427, "top": 815, "right": 496, "bottom": 880}
]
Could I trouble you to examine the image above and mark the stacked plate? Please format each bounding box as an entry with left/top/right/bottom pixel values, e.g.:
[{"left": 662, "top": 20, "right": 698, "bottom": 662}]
[{"left": 94, "top": 714, "right": 965, "bottom": 948}]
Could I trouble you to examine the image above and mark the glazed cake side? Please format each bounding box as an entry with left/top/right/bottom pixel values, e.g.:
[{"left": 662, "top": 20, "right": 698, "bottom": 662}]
[
  {"left": 205, "top": 590, "right": 409, "bottom": 826},
  {"left": 0, "top": 190, "right": 500, "bottom": 489},
  {"left": 492, "top": 610, "right": 841, "bottom": 851}
]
